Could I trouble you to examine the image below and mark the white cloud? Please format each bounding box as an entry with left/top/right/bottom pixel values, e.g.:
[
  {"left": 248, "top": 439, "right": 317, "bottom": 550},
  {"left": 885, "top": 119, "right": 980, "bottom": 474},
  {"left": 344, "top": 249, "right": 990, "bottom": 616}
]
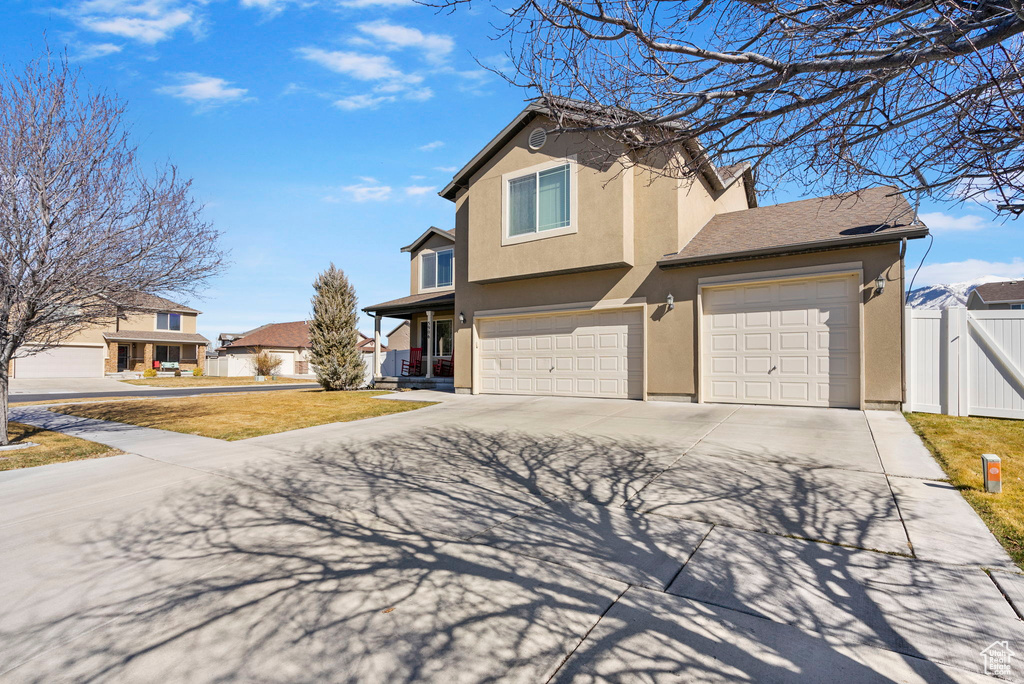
[
  {"left": 434, "top": 166, "right": 457, "bottom": 173},
  {"left": 914, "top": 258, "right": 1024, "bottom": 286},
  {"left": 156, "top": 73, "right": 250, "bottom": 106},
  {"left": 73, "top": 43, "right": 123, "bottom": 60},
  {"left": 418, "top": 141, "right": 444, "bottom": 152},
  {"left": 333, "top": 93, "right": 393, "bottom": 110},
  {"left": 73, "top": 1, "right": 198, "bottom": 44},
  {"left": 326, "top": 179, "right": 392, "bottom": 202},
  {"left": 298, "top": 47, "right": 406, "bottom": 81},
  {"left": 405, "top": 185, "right": 434, "bottom": 196},
  {"left": 918, "top": 212, "right": 992, "bottom": 232},
  {"left": 356, "top": 21, "right": 454, "bottom": 63}
]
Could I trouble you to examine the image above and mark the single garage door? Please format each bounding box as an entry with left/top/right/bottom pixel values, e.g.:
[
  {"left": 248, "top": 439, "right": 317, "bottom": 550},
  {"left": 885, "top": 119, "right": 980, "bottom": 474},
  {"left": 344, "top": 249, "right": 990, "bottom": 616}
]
[
  {"left": 479, "top": 309, "right": 643, "bottom": 399},
  {"left": 269, "top": 350, "right": 295, "bottom": 375},
  {"left": 702, "top": 274, "right": 860, "bottom": 408},
  {"left": 13, "top": 346, "right": 104, "bottom": 379}
]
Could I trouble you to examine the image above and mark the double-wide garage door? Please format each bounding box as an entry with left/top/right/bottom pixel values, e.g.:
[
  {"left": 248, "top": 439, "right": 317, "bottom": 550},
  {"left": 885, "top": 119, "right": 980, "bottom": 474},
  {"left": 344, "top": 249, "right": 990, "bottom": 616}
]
[
  {"left": 702, "top": 274, "right": 860, "bottom": 408},
  {"left": 479, "top": 309, "right": 643, "bottom": 399},
  {"left": 12, "top": 346, "right": 104, "bottom": 378}
]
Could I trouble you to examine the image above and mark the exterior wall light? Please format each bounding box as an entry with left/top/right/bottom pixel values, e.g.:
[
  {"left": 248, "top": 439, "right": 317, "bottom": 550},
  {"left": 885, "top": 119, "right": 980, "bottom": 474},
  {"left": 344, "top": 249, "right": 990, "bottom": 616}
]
[
  {"left": 667, "top": 294, "right": 675, "bottom": 310},
  {"left": 458, "top": 312, "right": 466, "bottom": 324},
  {"left": 875, "top": 275, "right": 886, "bottom": 294}
]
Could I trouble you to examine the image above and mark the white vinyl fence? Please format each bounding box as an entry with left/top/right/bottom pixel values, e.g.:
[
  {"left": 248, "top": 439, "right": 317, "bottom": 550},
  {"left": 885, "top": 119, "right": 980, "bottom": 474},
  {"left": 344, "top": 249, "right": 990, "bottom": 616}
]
[{"left": 906, "top": 307, "right": 1024, "bottom": 419}]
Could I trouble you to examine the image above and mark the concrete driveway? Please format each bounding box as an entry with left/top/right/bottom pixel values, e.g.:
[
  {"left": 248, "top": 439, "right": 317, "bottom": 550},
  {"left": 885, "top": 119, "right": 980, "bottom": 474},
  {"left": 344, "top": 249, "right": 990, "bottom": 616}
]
[{"left": 2, "top": 395, "right": 1022, "bottom": 682}]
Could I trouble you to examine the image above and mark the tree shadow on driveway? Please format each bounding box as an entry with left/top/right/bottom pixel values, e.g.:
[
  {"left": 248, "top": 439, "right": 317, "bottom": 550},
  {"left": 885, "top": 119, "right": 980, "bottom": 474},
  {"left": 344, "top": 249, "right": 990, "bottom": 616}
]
[{"left": 0, "top": 427, "right": 1005, "bottom": 682}]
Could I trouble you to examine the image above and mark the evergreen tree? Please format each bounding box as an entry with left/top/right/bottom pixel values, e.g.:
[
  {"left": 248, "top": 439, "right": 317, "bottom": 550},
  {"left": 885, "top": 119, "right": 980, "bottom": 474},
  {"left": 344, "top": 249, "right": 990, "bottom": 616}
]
[{"left": 309, "top": 264, "right": 364, "bottom": 391}]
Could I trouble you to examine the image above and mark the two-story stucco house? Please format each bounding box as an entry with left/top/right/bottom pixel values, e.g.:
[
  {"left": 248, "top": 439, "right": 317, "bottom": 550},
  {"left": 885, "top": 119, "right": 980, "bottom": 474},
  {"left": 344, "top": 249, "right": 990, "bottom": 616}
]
[
  {"left": 364, "top": 100, "right": 929, "bottom": 409},
  {"left": 10, "top": 292, "right": 209, "bottom": 378}
]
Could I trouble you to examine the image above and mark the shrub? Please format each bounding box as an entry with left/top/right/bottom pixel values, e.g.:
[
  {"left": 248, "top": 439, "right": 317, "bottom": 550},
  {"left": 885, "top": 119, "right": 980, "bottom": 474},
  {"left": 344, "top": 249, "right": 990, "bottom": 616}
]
[
  {"left": 250, "top": 349, "right": 283, "bottom": 377},
  {"left": 174, "top": 368, "right": 182, "bottom": 377},
  {"left": 143, "top": 368, "right": 157, "bottom": 378},
  {"left": 193, "top": 368, "right": 203, "bottom": 377}
]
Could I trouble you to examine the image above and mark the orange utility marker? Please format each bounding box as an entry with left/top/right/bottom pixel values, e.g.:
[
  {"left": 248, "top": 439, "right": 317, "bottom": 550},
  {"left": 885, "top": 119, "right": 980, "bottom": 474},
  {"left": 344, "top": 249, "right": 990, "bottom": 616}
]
[{"left": 982, "top": 454, "right": 1002, "bottom": 494}]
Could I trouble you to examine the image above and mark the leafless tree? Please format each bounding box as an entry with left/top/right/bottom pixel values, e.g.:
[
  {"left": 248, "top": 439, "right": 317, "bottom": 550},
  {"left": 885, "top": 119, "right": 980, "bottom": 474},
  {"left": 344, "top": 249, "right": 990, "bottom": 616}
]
[
  {"left": 432, "top": 0, "right": 1024, "bottom": 213},
  {"left": 0, "top": 53, "right": 226, "bottom": 445}
]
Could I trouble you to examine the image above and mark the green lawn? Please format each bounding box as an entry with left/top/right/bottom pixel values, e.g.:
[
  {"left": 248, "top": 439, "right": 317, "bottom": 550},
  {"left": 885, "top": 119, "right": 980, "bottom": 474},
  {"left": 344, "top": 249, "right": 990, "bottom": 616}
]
[
  {"left": 2, "top": 423, "right": 123, "bottom": 471},
  {"left": 905, "top": 412, "right": 1024, "bottom": 570},
  {"left": 53, "top": 389, "right": 435, "bottom": 441}
]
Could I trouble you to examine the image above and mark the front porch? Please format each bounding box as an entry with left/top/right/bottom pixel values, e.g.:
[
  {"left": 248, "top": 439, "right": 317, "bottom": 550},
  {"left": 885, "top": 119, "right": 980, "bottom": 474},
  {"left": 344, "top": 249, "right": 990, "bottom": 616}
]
[
  {"left": 103, "top": 332, "right": 209, "bottom": 375},
  {"left": 362, "top": 291, "right": 457, "bottom": 390}
]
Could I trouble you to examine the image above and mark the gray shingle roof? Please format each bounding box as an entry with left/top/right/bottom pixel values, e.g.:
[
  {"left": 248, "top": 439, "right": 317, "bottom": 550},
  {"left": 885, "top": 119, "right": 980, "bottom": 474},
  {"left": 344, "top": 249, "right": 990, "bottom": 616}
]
[
  {"left": 104, "top": 330, "right": 210, "bottom": 343},
  {"left": 660, "top": 186, "right": 927, "bottom": 267},
  {"left": 974, "top": 281, "right": 1024, "bottom": 303},
  {"left": 363, "top": 291, "right": 455, "bottom": 316}
]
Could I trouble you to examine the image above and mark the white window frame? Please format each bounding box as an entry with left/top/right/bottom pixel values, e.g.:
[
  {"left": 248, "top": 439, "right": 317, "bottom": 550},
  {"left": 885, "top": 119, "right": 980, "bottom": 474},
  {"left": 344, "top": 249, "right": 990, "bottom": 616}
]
[
  {"left": 156, "top": 312, "right": 181, "bottom": 331},
  {"left": 419, "top": 247, "right": 454, "bottom": 292},
  {"left": 501, "top": 156, "right": 578, "bottom": 246}
]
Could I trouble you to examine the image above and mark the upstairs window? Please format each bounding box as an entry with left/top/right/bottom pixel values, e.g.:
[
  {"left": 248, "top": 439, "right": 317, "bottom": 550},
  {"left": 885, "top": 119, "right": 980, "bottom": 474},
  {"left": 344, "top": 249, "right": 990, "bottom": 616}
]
[
  {"left": 508, "top": 163, "right": 570, "bottom": 237},
  {"left": 157, "top": 312, "right": 181, "bottom": 331},
  {"left": 421, "top": 248, "right": 453, "bottom": 290}
]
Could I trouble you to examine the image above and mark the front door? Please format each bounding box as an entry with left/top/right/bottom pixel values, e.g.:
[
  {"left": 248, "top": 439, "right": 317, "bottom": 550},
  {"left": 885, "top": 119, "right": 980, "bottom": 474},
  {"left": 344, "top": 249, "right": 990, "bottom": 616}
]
[{"left": 117, "top": 344, "right": 129, "bottom": 372}]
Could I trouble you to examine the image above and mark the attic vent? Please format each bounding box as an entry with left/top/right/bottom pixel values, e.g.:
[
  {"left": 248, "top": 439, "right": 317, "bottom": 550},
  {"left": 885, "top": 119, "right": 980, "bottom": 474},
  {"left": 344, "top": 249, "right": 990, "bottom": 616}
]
[{"left": 528, "top": 127, "right": 547, "bottom": 150}]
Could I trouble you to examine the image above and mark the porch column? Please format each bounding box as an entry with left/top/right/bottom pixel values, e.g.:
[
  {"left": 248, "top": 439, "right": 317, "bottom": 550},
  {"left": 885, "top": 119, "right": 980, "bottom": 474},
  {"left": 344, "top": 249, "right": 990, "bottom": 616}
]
[
  {"left": 373, "top": 315, "right": 383, "bottom": 380},
  {"left": 425, "top": 310, "right": 434, "bottom": 379}
]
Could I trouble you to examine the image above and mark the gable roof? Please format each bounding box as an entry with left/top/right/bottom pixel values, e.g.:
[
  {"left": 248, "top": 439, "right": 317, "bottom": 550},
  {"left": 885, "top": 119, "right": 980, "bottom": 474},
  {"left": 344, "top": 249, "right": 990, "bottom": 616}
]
[
  {"left": 355, "top": 332, "right": 389, "bottom": 353},
  {"left": 111, "top": 291, "right": 201, "bottom": 314},
  {"left": 659, "top": 186, "right": 927, "bottom": 268},
  {"left": 224, "top": 320, "right": 310, "bottom": 349},
  {"left": 973, "top": 280, "right": 1024, "bottom": 303},
  {"left": 400, "top": 226, "right": 455, "bottom": 253},
  {"left": 439, "top": 96, "right": 754, "bottom": 203}
]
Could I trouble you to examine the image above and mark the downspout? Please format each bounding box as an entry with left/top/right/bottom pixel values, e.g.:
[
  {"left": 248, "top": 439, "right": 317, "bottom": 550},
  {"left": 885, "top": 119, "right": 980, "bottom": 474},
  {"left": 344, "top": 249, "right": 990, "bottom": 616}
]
[{"left": 900, "top": 236, "right": 907, "bottom": 405}]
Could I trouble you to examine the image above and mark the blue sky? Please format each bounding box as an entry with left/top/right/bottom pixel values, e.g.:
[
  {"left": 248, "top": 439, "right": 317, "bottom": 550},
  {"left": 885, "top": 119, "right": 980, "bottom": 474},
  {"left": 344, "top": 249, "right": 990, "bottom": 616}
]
[{"left": 1, "top": 0, "right": 1021, "bottom": 344}]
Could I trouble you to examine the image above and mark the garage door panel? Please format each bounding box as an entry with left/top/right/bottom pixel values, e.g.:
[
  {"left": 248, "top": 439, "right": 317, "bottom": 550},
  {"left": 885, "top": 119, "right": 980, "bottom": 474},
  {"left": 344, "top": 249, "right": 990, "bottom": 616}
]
[
  {"left": 703, "top": 274, "right": 860, "bottom": 408},
  {"left": 14, "top": 346, "right": 104, "bottom": 379},
  {"left": 479, "top": 309, "right": 643, "bottom": 399}
]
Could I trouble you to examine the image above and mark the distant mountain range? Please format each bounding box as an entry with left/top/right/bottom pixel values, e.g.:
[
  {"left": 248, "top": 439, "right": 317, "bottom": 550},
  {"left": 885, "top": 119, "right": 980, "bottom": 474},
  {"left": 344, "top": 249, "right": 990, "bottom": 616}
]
[{"left": 906, "top": 275, "right": 1006, "bottom": 309}]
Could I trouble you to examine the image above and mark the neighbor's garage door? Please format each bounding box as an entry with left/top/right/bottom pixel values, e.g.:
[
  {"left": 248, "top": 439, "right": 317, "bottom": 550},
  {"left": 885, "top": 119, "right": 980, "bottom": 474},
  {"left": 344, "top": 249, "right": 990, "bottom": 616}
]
[
  {"left": 702, "top": 274, "right": 860, "bottom": 408},
  {"left": 269, "top": 350, "right": 295, "bottom": 375},
  {"left": 479, "top": 309, "right": 643, "bottom": 399},
  {"left": 13, "top": 346, "right": 104, "bottom": 379}
]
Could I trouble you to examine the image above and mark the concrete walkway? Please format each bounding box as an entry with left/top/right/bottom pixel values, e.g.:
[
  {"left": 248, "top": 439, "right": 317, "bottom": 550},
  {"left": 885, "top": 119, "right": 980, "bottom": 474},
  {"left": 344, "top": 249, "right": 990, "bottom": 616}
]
[{"left": 2, "top": 397, "right": 1021, "bottom": 682}]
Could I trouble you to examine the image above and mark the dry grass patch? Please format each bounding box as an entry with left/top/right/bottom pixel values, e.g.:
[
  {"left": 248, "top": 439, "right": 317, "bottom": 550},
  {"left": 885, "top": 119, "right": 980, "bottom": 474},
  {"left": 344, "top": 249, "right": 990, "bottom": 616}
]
[
  {"left": 53, "top": 389, "right": 435, "bottom": 441},
  {"left": 905, "top": 412, "right": 1024, "bottom": 570},
  {"left": 121, "top": 377, "right": 316, "bottom": 388},
  {"left": 1, "top": 423, "right": 123, "bottom": 472}
]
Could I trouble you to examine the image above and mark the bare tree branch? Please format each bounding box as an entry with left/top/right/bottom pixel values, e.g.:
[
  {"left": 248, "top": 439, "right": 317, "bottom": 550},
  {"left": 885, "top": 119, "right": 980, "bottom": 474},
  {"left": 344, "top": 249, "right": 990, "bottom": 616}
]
[
  {"left": 0, "top": 51, "right": 227, "bottom": 444},
  {"left": 428, "top": 0, "right": 1024, "bottom": 213}
]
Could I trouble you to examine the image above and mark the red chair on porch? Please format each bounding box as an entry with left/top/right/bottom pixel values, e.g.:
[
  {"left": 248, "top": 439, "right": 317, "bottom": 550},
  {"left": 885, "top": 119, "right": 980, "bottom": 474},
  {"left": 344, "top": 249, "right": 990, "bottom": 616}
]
[
  {"left": 401, "top": 347, "right": 423, "bottom": 376},
  {"left": 433, "top": 357, "right": 453, "bottom": 377}
]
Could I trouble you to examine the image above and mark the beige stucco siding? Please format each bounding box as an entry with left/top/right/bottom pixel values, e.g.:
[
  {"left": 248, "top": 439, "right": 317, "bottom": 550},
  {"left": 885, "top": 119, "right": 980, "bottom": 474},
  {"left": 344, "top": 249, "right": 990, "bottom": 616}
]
[{"left": 465, "top": 119, "right": 638, "bottom": 284}]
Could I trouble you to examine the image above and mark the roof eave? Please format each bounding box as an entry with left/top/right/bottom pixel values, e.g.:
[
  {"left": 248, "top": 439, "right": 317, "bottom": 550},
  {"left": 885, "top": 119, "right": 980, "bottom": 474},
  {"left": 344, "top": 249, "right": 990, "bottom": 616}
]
[
  {"left": 440, "top": 102, "right": 546, "bottom": 202},
  {"left": 658, "top": 227, "right": 929, "bottom": 269},
  {"left": 400, "top": 226, "right": 456, "bottom": 253}
]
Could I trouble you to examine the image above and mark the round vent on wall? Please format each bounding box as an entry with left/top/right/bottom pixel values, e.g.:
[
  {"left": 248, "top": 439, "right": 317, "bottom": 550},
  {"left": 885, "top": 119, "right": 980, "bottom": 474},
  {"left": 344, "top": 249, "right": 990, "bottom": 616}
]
[{"left": 528, "top": 127, "right": 548, "bottom": 150}]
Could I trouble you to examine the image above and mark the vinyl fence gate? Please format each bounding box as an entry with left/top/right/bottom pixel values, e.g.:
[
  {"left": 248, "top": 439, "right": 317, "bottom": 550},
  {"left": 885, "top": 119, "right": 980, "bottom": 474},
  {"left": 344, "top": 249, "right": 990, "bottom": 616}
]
[{"left": 905, "top": 307, "right": 1024, "bottom": 419}]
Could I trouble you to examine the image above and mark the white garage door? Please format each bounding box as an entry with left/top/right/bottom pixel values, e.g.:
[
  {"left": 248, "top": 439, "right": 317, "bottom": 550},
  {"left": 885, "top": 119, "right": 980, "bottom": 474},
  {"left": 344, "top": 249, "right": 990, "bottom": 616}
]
[
  {"left": 13, "top": 346, "right": 104, "bottom": 378},
  {"left": 479, "top": 309, "right": 643, "bottom": 399},
  {"left": 269, "top": 350, "right": 295, "bottom": 375},
  {"left": 702, "top": 274, "right": 860, "bottom": 408}
]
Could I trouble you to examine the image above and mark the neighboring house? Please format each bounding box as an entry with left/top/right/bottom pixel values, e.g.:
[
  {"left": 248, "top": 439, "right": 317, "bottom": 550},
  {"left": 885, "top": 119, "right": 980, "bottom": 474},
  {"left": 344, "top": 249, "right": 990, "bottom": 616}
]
[
  {"left": 10, "top": 292, "right": 208, "bottom": 379},
  {"left": 213, "top": 321, "right": 314, "bottom": 376},
  {"left": 364, "top": 98, "right": 929, "bottom": 409},
  {"left": 210, "top": 321, "right": 390, "bottom": 378},
  {"left": 385, "top": 320, "right": 410, "bottom": 350},
  {"left": 967, "top": 281, "right": 1024, "bottom": 310}
]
